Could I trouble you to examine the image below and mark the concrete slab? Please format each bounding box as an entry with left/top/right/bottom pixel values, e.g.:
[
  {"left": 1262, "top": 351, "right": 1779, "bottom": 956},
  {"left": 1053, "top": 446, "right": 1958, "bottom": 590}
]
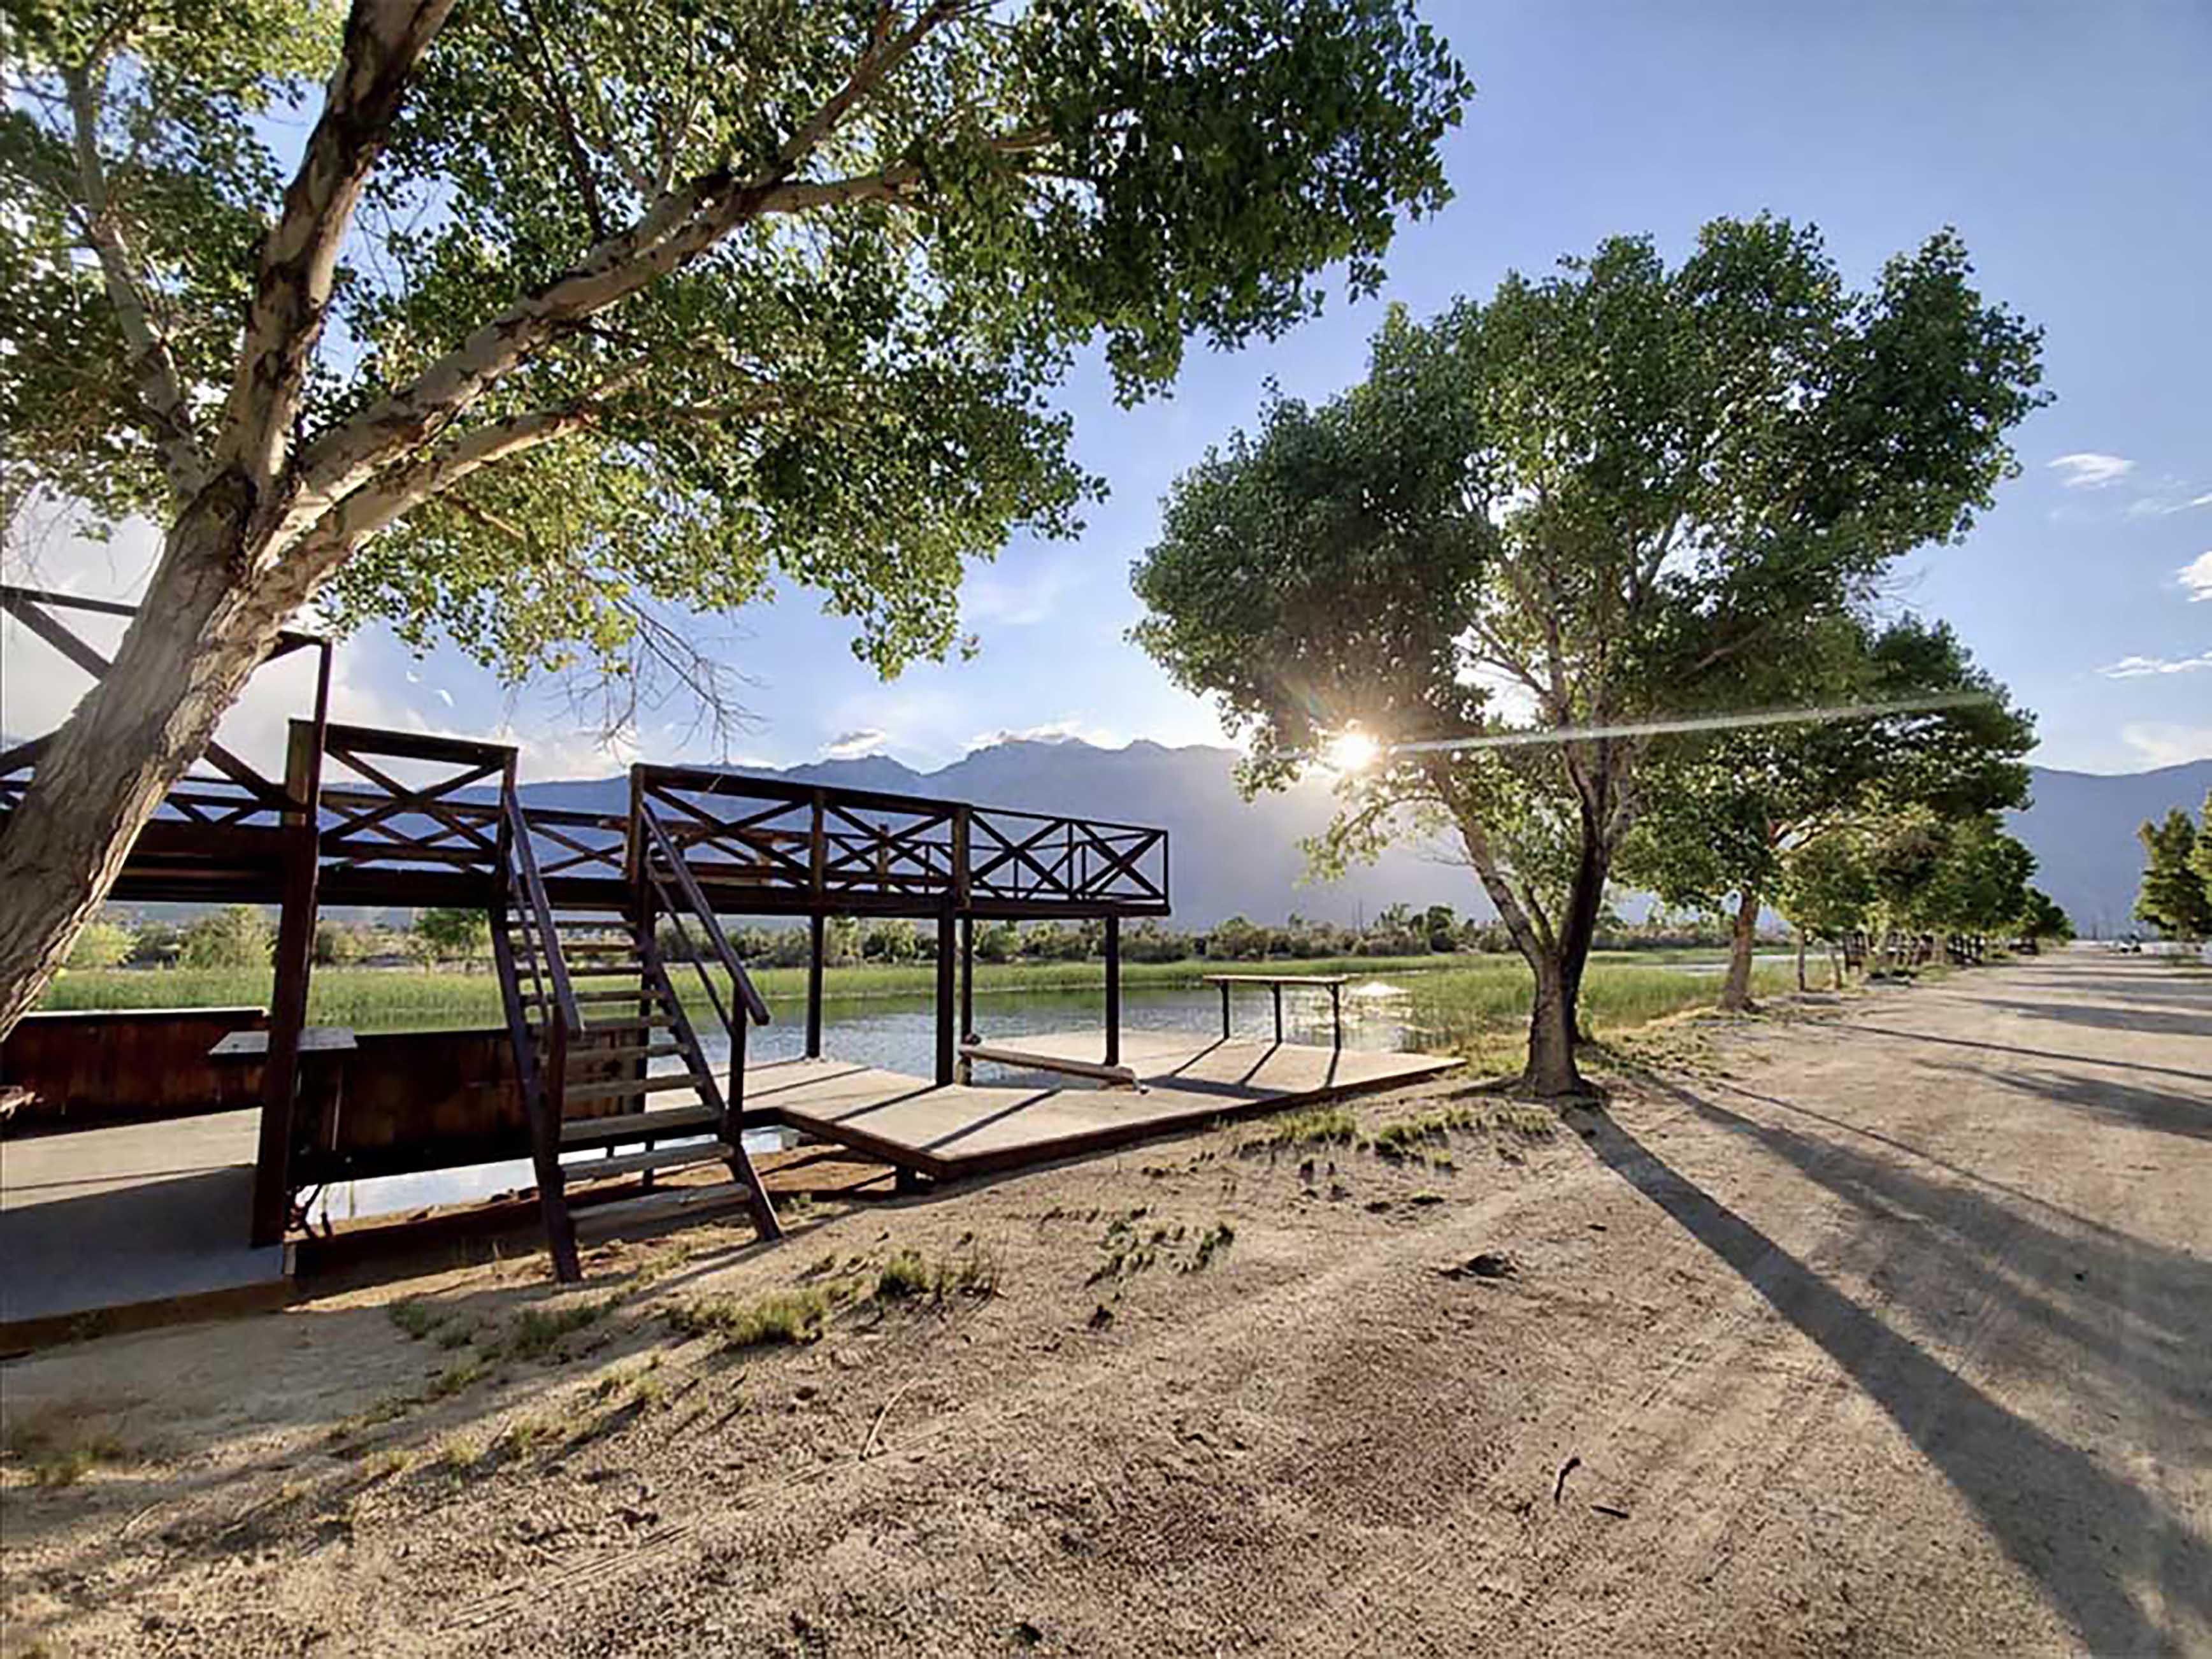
[{"left": 1, "top": 1110, "right": 292, "bottom": 1345}]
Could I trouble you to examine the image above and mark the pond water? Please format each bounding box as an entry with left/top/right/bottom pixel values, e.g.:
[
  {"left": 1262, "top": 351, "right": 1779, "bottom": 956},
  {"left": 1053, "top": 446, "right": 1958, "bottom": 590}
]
[{"left": 304, "top": 979, "right": 1415, "bottom": 1226}]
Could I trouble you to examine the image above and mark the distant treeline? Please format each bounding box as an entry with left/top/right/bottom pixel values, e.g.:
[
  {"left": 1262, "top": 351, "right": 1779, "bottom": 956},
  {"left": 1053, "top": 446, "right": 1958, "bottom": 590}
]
[{"left": 63, "top": 900, "right": 1747, "bottom": 974}]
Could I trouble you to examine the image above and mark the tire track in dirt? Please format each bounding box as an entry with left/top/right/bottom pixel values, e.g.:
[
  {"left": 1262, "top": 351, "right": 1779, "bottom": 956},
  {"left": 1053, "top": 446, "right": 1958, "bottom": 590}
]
[{"left": 442, "top": 1156, "right": 1642, "bottom": 1649}]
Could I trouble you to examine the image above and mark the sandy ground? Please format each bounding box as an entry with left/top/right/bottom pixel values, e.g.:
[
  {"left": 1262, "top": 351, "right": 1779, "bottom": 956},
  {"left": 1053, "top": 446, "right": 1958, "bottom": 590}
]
[{"left": 2, "top": 949, "right": 2207, "bottom": 1657}]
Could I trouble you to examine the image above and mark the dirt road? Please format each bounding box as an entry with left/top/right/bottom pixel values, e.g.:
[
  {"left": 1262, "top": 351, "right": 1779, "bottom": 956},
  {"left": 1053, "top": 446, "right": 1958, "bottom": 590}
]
[{"left": 4, "top": 951, "right": 2208, "bottom": 1656}]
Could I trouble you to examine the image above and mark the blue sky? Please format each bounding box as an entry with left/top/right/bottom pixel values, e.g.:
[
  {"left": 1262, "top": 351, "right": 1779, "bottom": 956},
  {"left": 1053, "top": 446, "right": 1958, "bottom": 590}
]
[{"left": 9, "top": 1, "right": 2209, "bottom": 779}]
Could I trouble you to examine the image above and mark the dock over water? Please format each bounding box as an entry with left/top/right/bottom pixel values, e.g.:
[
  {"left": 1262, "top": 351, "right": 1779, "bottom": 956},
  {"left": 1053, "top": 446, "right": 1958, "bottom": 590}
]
[{"left": 752, "top": 1030, "right": 1460, "bottom": 1182}]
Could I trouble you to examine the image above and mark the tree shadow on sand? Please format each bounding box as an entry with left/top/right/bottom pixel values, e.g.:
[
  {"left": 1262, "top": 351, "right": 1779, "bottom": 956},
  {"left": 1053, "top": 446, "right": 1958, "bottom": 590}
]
[{"left": 1576, "top": 1084, "right": 2212, "bottom": 1656}]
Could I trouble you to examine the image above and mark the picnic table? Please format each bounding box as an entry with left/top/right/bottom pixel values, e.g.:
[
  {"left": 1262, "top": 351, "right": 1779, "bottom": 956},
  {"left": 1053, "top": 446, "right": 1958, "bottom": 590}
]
[{"left": 1201, "top": 973, "right": 1350, "bottom": 1049}]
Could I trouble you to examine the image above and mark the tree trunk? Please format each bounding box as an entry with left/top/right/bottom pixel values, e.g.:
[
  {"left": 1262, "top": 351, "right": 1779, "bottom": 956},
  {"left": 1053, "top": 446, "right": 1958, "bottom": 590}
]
[
  {"left": 1516, "top": 798, "right": 1608, "bottom": 1096},
  {"left": 1523, "top": 954, "right": 1580, "bottom": 1095},
  {"left": 1795, "top": 929, "right": 1807, "bottom": 992},
  {"left": 1718, "top": 887, "right": 1760, "bottom": 1011},
  {"left": 0, "top": 485, "right": 295, "bottom": 1037},
  {"left": 1828, "top": 942, "right": 1844, "bottom": 989}
]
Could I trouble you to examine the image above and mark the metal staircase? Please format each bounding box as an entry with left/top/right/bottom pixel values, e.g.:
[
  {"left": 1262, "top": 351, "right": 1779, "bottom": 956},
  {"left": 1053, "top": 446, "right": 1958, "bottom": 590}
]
[{"left": 494, "top": 785, "right": 781, "bottom": 1281}]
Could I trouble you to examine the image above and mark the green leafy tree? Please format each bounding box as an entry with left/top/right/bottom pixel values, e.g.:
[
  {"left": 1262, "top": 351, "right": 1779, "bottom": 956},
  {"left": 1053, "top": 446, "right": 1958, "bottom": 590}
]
[
  {"left": 126, "top": 919, "right": 182, "bottom": 966},
  {"left": 861, "top": 917, "right": 919, "bottom": 964},
  {"left": 1777, "top": 830, "right": 1878, "bottom": 988},
  {"left": 64, "top": 914, "right": 134, "bottom": 969},
  {"left": 2134, "top": 808, "right": 2212, "bottom": 940},
  {"left": 1134, "top": 218, "right": 2045, "bottom": 1093},
  {"left": 1205, "top": 916, "right": 1268, "bottom": 961},
  {"left": 179, "top": 905, "right": 275, "bottom": 968},
  {"left": 823, "top": 916, "right": 864, "bottom": 968},
  {"left": 1421, "top": 904, "right": 1459, "bottom": 953},
  {"left": 0, "top": 0, "right": 1470, "bottom": 1035},
  {"left": 313, "top": 919, "right": 367, "bottom": 965},
  {"left": 2192, "top": 791, "right": 2212, "bottom": 906},
  {"left": 412, "top": 905, "right": 490, "bottom": 965},
  {"left": 1923, "top": 814, "right": 2034, "bottom": 958},
  {"left": 1617, "top": 614, "right": 2032, "bottom": 1009},
  {"left": 2014, "top": 888, "right": 2072, "bottom": 951}
]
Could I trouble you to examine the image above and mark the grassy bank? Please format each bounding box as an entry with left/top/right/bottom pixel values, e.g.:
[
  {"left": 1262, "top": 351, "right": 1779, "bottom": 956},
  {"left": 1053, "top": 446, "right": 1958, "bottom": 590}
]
[
  {"left": 38, "top": 949, "right": 1784, "bottom": 1056},
  {"left": 37, "top": 953, "right": 1456, "bottom": 1029}
]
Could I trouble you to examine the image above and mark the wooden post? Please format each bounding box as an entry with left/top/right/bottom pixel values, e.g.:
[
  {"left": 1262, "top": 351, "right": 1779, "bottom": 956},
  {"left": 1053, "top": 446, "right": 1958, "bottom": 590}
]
[
  {"left": 935, "top": 907, "right": 956, "bottom": 1086},
  {"left": 250, "top": 713, "right": 326, "bottom": 1247},
  {"left": 1103, "top": 913, "right": 1121, "bottom": 1068},
  {"left": 1271, "top": 982, "right": 1283, "bottom": 1045},
  {"left": 805, "top": 914, "right": 825, "bottom": 1058},
  {"left": 959, "top": 915, "right": 975, "bottom": 1044},
  {"left": 1219, "top": 979, "right": 1231, "bottom": 1039}
]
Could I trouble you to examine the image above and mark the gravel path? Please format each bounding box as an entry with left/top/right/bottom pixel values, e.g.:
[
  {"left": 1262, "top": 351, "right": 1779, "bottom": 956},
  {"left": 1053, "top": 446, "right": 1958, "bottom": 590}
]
[{"left": 3, "top": 950, "right": 2206, "bottom": 1656}]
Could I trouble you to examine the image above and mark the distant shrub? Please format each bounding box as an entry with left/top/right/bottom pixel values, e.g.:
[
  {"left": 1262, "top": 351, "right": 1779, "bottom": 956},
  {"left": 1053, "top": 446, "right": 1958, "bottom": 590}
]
[
  {"left": 66, "top": 917, "right": 133, "bottom": 970},
  {"left": 179, "top": 905, "right": 273, "bottom": 969}
]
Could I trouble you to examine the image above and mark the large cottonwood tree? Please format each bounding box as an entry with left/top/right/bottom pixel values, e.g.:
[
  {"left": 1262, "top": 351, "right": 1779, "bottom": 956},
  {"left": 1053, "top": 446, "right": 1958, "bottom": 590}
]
[
  {"left": 0, "top": 0, "right": 1470, "bottom": 1032},
  {"left": 1134, "top": 218, "right": 2046, "bottom": 1095}
]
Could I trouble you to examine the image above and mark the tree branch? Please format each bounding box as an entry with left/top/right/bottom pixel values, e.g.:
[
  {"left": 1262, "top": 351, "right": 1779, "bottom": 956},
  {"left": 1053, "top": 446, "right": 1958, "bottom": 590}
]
[
  {"left": 217, "top": 0, "right": 458, "bottom": 493},
  {"left": 283, "top": 3, "right": 996, "bottom": 534},
  {"left": 61, "top": 61, "right": 204, "bottom": 499},
  {"left": 509, "top": 0, "right": 610, "bottom": 240}
]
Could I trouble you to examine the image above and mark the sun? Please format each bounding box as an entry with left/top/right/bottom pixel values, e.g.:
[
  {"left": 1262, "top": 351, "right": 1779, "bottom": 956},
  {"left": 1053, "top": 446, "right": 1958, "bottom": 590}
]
[{"left": 1321, "top": 728, "right": 1381, "bottom": 773}]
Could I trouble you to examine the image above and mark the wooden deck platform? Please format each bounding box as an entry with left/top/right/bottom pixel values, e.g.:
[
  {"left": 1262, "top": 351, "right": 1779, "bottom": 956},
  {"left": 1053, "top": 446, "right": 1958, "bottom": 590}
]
[{"left": 747, "top": 1029, "right": 1462, "bottom": 1181}]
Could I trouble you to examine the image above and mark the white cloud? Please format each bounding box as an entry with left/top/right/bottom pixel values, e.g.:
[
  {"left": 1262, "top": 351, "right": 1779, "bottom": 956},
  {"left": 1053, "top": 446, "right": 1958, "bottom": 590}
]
[
  {"left": 2123, "top": 487, "right": 2212, "bottom": 519},
  {"left": 508, "top": 721, "right": 641, "bottom": 782},
  {"left": 2122, "top": 722, "right": 2212, "bottom": 768},
  {"left": 961, "top": 559, "right": 1083, "bottom": 628},
  {"left": 2180, "top": 551, "right": 2212, "bottom": 603},
  {"left": 2048, "top": 452, "right": 2136, "bottom": 489},
  {"left": 822, "top": 727, "right": 888, "bottom": 759},
  {"left": 963, "top": 716, "right": 1123, "bottom": 751},
  {"left": 2097, "top": 650, "right": 2212, "bottom": 678}
]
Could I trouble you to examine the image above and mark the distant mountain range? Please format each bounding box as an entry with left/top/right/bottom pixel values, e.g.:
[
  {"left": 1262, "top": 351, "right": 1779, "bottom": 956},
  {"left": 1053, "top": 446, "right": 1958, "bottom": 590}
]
[
  {"left": 2004, "top": 759, "right": 2212, "bottom": 938},
  {"left": 521, "top": 740, "right": 2210, "bottom": 938}
]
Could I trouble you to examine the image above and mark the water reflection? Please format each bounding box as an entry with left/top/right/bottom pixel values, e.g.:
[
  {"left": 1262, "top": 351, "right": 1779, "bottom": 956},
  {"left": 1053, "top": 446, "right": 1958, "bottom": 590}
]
[{"left": 308, "top": 982, "right": 1421, "bottom": 1225}]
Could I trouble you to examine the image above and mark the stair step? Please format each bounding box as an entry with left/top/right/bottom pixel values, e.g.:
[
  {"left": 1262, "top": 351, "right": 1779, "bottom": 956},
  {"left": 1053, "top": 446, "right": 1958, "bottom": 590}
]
[
  {"left": 561, "top": 1103, "right": 722, "bottom": 1146},
  {"left": 563, "top": 1142, "right": 732, "bottom": 1182},
  {"left": 573, "top": 987, "right": 670, "bottom": 1005},
  {"left": 557, "top": 937, "right": 640, "bottom": 952},
  {"left": 565, "top": 963, "right": 649, "bottom": 979},
  {"left": 564, "top": 1070, "right": 710, "bottom": 1105},
  {"left": 568, "top": 1041, "right": 684, "bottom": 1066},
  {"left": 576, "top": 1015, "right": 677, "bottom": 1033}
]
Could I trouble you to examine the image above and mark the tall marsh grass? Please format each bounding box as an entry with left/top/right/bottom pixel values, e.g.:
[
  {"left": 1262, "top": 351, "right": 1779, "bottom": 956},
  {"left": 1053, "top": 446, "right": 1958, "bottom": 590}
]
[{"left": 38, "top": 950, "right": 1787, "bottom": 1060}]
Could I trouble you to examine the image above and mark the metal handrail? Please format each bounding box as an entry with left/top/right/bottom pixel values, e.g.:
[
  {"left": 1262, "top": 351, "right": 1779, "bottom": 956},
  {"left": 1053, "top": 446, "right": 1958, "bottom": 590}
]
[{"left": 637, "top": 805, "right": 770, "bottom": 1025}]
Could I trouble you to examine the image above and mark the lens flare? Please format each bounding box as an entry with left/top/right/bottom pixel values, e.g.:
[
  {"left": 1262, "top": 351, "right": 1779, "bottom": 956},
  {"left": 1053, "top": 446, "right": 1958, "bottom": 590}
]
[{"left": 1322, "top": 729, "right": 1381, "bottom": 773}]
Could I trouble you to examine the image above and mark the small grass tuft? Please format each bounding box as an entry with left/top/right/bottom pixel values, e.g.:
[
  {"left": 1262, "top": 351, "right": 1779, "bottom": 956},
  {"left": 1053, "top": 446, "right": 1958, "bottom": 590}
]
[
  {"left": 426, "top": 1358, "right": 489, "bottom": 1400},
  {"left": 1370, "top": 1108, "right": 1477, "bottom": 1162},
  {"left": 875, "top": 1251, "right": 934, "bottom": 1300},
  {"left": 1493, "top": 1104, "right": 1558, "bottom": 1137},
  {"left": 665, "top": 1287, "right": 835, "bottom": 1350},
  {"left": 492, "top": 1414, "right": 557, "bottom": 1459},
  {"left": 387, "top": 1299, "right": 443, "bottom": 1340},
  {"left": 499, "top": 1297, "right": 614, "bottom": 1363},
  {"left": 876, "top": 1247, "right": 1001, "bottom": 1304},
  {"left": 1244, "top": 1105, "right": 1359, "bottom": 1151},
  {"left": 1186, "top": 1221, "right": 1236, "bottom": 1271}
]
